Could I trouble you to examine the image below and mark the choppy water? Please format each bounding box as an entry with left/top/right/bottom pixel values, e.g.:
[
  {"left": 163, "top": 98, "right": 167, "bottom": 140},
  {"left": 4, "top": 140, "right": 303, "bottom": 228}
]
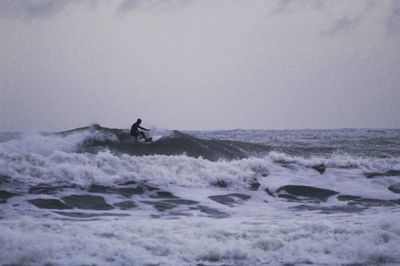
[{"left": 0, "top": 125, "right": 399, "bottom": 265}]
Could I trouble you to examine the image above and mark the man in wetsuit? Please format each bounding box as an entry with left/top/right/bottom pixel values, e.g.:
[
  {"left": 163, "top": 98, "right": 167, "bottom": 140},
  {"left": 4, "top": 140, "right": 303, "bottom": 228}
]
[{"left": 130, "top": 118, "right": 151, "bottom": 142}]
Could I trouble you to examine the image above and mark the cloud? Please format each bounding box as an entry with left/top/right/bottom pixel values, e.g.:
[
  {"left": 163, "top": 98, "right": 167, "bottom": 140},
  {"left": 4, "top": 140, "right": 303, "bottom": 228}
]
[
  {"left": 0, "top": 0, "right": 191, "bottom": 18},
  {"left": 272, "top": 0, "right": 324, "bottom": 14},
  {"left": 0, "top": 0, "right": 74, "bottom": 18},
  {"left": 323, "top": 16, "right": 362, "bottom": 36},
  {"left": 386, "top": 1, "right": 400, "bottom": 38},
  {"left": 117, "top": 0, "right": 142, "bottom": 14},
  {"left": 117, "top": 0, "right": 193, "bottom": 14},
  {"left": 273, "top": 0, "right": 293, "bottom": 14},
  {"left": 321, "top": 1, "right": 382, "bottom": 37}
]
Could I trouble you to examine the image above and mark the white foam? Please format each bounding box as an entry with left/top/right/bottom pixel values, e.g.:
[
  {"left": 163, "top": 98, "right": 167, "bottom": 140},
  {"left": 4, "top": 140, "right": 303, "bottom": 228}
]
[
  {"left": 0, "top": 212, "right": 399, "bottom": 265},
  {"left": 0, "top": 150, "right": 268, "bottom": 189},
  {"left": 1, "top": 149, "right": 399, "bottom": 201},
  {"left": 0, "top": 129, "right": 117, "bottom": 157},
  {"left": 268, "top": 151, "right": 400, "bottom": 172}
]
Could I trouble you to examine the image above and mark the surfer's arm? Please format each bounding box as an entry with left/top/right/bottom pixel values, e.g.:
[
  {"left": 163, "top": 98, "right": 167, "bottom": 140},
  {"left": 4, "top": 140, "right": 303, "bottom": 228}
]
[{"left": 139, "top": 126, "right": 150, "bottom": 131}]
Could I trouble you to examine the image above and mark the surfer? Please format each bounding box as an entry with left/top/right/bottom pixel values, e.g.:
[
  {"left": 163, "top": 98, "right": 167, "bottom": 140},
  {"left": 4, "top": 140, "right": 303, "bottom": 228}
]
[{"left": 130, "top": 119, "right": 151, "bottom": 142}]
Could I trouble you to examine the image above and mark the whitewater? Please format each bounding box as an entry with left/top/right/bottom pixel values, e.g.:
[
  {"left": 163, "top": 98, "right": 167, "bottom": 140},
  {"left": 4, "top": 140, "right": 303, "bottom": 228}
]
[{"left": 0, "top": 125, "right": 399, "bottom": 265}]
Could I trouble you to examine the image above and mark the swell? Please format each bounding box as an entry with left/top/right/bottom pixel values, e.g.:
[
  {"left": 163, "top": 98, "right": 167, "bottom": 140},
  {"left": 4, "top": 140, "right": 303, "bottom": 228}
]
[{"left": 72, "top": 124, "right": 270, "bottom": 160}]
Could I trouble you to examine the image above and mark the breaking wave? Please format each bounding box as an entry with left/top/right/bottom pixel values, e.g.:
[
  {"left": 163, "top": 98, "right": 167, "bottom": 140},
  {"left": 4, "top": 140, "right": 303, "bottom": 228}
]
[
  {"left": 0, "top": 124, "right": 398, "bottom": 205},
  {"left": 0, "top": 124, "right": 269, "bottom": 160},
  {"left": 0, "top": 125, "right": 399, "bottom": 198}
]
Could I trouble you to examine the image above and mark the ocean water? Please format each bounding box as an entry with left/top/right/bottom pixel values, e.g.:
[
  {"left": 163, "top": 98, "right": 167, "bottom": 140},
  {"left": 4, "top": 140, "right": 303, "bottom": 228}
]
[{"left": 0, "top": 125, "right": 399, "bottom": 265}]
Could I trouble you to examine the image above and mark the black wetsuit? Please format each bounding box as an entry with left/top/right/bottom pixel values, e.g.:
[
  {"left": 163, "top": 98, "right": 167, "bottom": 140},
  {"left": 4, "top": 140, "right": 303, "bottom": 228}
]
[{"left": 130, "top": 122, "right": 148, "bottom": 140}]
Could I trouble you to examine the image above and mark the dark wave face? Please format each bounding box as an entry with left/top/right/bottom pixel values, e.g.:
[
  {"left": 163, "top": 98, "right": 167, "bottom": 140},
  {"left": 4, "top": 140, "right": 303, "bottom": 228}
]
[
  {"left": 188, "top": 128, "right": 400, "bottom": 158},
  {"left": 68, "top": 124, "right": 270, "bottom": 160}
]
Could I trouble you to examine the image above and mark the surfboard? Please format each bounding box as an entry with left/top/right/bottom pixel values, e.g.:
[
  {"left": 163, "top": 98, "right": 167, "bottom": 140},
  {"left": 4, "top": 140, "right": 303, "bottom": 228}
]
[
  {"left": 136, "top": 135, "right": 162, "bottom": 144},
  {"left": 151, "top": 135, "right": 163, "bottom": 142}
]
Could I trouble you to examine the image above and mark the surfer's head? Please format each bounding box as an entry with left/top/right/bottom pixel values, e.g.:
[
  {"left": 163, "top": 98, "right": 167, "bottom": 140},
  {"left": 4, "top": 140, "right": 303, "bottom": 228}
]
[{"left": 137, "top": 118, "right": 142, "bottom": 124}]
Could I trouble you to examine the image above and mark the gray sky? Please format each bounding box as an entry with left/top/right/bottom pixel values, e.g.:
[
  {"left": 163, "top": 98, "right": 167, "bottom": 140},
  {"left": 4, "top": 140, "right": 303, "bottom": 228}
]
[{"left": 1, "top": 0, "right": 399, "bottom": 131}]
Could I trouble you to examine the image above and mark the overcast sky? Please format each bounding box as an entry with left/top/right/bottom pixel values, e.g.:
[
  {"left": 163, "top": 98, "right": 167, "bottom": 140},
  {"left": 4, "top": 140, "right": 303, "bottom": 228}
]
[{"left": 1, "top": 0, "right": 399, "bottom": 131}]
